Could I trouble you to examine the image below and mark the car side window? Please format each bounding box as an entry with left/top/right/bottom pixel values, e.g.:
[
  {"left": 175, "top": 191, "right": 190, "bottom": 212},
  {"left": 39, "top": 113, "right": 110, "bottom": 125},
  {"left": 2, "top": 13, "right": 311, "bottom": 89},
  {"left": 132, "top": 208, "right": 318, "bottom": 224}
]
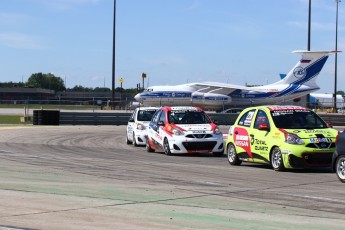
[
  {"left": 159, "top": 110, "right": 166, "bottom": 124},
  {"left": 254, "top": 110, "right": 269, "bottom": 129},
  {"left": 237, "top": 110, "right": 255, "bottom": 127},
  {"left": 151, "top": 110, "right": 161, "bottom": 124}
]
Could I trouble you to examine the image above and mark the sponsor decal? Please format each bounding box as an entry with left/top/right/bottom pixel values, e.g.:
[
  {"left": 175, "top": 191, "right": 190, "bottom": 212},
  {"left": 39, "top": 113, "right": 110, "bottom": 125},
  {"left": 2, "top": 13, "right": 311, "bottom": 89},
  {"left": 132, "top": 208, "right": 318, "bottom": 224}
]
[
  {"left": 244, "top": 111, "right": 255, "bottom": 126},
  {"left": 269, "top": 106, "right": 308, "bottom": 111},
  {"left": 234, "top": 127, "right": 252, "bottom": 158},
  {"left": 309, "top": 138, "right": 332, "bottom": 143},
  {"left": 281, "top": 150, "right": 291, "bottom": 154},
  {"left": 250, "top": 134, "right": 268, "bottom": 152},
  {"left": 192, "top": 130, "right": 206, "bottom": 134},
  {"left": 155, "top": 132, "right": 163, "bottom": 140},
  {"left": 170, "top": 106, "right": 198, "bottom": 111},
  {"left": 303, "top": 130, "right": 330, "bottom": 134}
]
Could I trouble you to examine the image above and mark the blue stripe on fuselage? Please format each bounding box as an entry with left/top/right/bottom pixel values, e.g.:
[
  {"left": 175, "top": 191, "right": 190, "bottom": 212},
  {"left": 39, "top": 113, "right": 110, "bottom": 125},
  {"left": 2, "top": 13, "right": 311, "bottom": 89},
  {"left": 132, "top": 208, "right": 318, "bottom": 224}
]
[
  {"left": 229, "top": 55, "right": 328, "bottom": 99},
  {"left": 272, "top": 56, "right": 328, "bottom": 97},
  {"left": 140, "top": 91, "right": 192, "bottom": 98}
]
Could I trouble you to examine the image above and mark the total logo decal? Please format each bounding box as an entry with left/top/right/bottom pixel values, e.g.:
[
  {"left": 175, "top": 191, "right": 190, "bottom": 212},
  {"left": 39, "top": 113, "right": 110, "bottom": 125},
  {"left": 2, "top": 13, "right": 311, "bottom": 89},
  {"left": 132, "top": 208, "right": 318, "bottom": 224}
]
[{"left": 234, "top": 127, "right": 253, "bottom": 158}]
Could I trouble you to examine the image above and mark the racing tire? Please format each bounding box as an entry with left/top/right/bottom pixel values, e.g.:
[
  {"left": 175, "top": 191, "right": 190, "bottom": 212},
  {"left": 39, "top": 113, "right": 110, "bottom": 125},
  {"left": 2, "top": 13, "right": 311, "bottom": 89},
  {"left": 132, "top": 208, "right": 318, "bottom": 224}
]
[
  {"left": 335, "top": 155, "right": 345, "bottom": 183},
  {"left": 227, "top": 143, "right": 242, "bottom": 165},
  {"left": 270, "top": 146, "right": 285, "bottom": 171},
  {"left": 163, "top": 138, "right": 172, "bottom": 156},
  {"left": 126, "top": 135, "right": 131, "bottom": 145},
  {"left": 132, "top": 132, "right": 138, "bottom": 147},
  {"left": 146, "top": 137, "right": 155, "bottom": 152}
]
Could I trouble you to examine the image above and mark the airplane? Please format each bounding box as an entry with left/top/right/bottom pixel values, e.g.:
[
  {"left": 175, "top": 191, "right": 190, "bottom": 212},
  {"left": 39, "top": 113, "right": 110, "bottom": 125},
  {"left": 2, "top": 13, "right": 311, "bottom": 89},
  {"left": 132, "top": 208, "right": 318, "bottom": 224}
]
[{"left": 134, "top": 50, "right": 339, "bottom": 111}]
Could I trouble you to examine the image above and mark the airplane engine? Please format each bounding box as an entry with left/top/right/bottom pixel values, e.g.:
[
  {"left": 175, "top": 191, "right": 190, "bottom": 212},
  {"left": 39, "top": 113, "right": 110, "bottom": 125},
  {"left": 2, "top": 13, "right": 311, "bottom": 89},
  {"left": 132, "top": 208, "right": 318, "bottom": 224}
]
[{"left": 191, "top": 92, "right": 231, "bottom": 107}]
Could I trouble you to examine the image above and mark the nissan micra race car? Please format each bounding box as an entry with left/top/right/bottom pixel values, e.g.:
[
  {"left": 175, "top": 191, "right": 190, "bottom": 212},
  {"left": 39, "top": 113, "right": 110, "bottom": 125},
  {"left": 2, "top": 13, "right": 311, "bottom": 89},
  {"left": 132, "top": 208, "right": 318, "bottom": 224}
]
[
  {"left": 126, "top": 107, "right": 160, "bottom": 146},
  {"left": 146, "top": 106, "right": 224, "bottom": 156},
  {"left": 225, "top": 105, "right": 338, "bottom": 171}
]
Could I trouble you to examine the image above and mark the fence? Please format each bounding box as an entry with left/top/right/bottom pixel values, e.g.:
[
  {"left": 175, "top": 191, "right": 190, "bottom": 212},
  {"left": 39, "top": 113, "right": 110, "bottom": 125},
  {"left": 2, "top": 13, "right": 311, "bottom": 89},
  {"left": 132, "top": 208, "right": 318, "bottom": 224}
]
[{"left": 32, "top": 110, "right": 345, "bottom": 126}]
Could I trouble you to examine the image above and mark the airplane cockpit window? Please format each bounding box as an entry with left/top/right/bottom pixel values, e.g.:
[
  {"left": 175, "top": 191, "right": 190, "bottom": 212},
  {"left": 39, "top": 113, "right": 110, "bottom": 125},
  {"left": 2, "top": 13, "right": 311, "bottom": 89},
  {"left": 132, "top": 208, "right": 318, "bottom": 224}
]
[{"left": 144, "top": 88, "right": 154, "bottom": 92}]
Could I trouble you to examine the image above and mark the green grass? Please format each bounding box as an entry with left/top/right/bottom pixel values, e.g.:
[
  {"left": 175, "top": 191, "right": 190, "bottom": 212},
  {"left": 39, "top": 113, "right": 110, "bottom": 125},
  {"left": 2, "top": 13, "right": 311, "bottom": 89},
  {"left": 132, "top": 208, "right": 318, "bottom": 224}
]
[
  {"left": 0, "top": 104, "right": 101, "bottom": 110},
  {"left": 0, "top": 115, "right": 32, "bottom": 125}
]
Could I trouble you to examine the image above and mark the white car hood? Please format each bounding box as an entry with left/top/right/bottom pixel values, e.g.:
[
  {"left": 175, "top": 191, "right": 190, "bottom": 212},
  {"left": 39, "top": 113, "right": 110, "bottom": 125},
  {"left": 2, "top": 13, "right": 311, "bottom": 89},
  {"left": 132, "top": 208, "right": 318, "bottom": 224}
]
[{"left": 176, "top": 124, "right": 212, "bottom": 131}]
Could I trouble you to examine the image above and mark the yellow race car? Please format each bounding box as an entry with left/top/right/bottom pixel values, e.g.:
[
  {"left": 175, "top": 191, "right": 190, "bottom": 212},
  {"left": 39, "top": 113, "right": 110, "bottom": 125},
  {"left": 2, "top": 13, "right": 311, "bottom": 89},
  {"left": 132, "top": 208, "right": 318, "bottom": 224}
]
[{"left": 225, "top": 105, "right": 338, "bottom": 171}]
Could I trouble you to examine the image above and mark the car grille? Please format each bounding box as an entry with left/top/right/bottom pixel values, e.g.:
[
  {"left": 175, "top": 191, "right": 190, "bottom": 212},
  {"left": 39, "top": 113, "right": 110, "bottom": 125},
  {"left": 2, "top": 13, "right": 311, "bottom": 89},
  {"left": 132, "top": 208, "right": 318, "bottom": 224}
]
[
  {"left": 185, "top": 134, "right": 213, "bottom": 139},
  {"left": 182, "top": 141, "right": 217, "bottom": 151},
  {"left": 305, "top": 142, "right": 335, "bottom": 149},
  {"left": 289, "top": 152, "right": 333, "bottom": 168}
]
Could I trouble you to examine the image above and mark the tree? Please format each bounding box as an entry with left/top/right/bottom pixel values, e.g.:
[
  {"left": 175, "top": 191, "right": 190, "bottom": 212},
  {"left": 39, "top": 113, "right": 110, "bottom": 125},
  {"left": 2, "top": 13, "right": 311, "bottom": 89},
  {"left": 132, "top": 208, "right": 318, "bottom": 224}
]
[{"left": 27, "top": 72, "right": 66, "bottom": 92}]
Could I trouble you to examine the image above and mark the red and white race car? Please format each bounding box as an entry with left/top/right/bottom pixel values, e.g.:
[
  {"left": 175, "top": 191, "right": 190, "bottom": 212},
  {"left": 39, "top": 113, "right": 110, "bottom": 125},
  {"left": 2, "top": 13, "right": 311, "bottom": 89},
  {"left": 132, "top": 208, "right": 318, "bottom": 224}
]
[{"left": 146, "top": 106, "right": 224, "bottom": 156}]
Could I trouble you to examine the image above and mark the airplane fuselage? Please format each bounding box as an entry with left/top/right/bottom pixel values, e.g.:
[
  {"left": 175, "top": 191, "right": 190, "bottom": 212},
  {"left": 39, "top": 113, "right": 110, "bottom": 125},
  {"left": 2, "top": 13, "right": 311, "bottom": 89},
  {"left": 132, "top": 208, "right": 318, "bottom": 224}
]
[
  {"left": 134, "top": 50, "right": 335, "bottom": 110},
  {"left": 135, "top": 84, "right": 319, "bottom": 110}
]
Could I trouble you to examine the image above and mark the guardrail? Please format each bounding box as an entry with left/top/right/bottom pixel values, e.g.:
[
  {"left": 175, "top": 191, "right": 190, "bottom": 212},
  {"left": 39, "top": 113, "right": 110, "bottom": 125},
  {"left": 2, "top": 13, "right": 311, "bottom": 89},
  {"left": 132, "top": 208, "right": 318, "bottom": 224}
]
[
  {"left": 32, "top": 110, "right": 345, "bottom": 126},
  {"left": 60, "top": 112, "right": 130, "bottom": 125}
]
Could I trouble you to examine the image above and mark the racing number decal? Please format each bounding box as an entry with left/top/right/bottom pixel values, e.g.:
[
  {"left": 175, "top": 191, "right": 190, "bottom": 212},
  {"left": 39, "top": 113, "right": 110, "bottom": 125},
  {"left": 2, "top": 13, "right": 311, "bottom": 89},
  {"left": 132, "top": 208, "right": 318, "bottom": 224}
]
[{"left": 234, "top": 127, "right": 253, "bottom": 158}]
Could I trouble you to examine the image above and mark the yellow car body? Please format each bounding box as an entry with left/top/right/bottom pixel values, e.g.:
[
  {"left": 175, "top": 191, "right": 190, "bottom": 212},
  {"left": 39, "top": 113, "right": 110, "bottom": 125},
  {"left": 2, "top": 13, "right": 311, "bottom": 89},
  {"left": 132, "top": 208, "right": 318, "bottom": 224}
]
[{"left": 225, "top": 105, "right": 338, "bottom": 171}]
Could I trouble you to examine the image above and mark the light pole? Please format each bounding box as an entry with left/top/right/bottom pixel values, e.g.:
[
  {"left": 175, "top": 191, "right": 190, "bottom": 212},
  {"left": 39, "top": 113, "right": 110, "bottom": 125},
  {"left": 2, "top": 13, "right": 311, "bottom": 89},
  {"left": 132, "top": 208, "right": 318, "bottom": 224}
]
[
  {"left": 111, "top": 0, "right": 116, "bottom": 109},
  {"left": 308, "top": 0, "right": 311, "bottom": 51},
  {"left": 333, "top": 0, "right": 341, "bottom": 113},
  {"left": 306, "top": 0, "right": 311, "bottom": 108}
]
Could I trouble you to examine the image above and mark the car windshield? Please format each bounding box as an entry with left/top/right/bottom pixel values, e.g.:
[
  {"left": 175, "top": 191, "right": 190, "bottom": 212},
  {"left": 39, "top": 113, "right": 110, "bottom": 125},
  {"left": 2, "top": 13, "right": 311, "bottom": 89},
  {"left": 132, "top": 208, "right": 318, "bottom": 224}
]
[
  {"left": 168, "top": 110, "right": 211, "bottom": 124},
  {"left": 270, "top": 109, "right": 328, "bottom": 129},
  {"left": 137, "top": 110, "right": 157, "bottom": 121}
]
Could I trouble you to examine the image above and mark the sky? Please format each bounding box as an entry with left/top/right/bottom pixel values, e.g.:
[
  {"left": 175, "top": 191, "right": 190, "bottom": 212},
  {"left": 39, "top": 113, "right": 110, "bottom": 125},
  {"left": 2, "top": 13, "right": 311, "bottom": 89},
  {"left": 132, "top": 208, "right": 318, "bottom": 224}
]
[{"left": 0, "top": 0, "right": 344, "bottom": 93}]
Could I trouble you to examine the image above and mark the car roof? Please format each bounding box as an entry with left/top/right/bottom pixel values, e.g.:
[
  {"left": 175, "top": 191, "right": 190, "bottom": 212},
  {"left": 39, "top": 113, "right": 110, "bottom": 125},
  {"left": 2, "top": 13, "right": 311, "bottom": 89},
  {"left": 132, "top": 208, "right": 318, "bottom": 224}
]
[
  {"left": 242, "top": 105, "right": 310, "bottom": 112},
  {"left": 161, "top": 106, "right": 203, "bottom": 111},
  {"left": 136, "top": 106, "right": 160, "bottom": 111}
]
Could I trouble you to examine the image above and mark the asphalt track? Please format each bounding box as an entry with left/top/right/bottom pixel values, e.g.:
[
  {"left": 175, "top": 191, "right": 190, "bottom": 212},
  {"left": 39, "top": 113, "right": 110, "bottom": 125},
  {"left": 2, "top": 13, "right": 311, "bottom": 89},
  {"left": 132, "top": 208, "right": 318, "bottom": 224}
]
[{"left": 0, "top": 125, "right": 344, "bottom": 230}]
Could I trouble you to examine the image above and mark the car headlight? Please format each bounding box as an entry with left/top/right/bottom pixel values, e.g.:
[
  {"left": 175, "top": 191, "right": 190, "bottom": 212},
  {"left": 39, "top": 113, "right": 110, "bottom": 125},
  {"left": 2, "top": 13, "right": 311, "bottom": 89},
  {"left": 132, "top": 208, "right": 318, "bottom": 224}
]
[
  {"left": 136, "top": 123, "right": 145, "bottom": 130},
  {"left": 172, "top": 127, "right": 184, "bottom": 136},
  {"left": 285, "top": 133, "right": 304, "bottom": 145},
  {"left": 213, "top": 126, "right": 222, "bottom": 135}
]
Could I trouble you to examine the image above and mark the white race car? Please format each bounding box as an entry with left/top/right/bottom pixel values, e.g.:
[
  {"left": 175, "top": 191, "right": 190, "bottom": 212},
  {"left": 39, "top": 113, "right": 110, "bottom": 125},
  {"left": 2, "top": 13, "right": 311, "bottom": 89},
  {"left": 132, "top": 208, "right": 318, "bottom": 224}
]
[
  {"left": 126, "top": 107, "right": 160, "bottom": 146},
  {"left": 146, "top": 106, "right": 224, "bottom": 156}
]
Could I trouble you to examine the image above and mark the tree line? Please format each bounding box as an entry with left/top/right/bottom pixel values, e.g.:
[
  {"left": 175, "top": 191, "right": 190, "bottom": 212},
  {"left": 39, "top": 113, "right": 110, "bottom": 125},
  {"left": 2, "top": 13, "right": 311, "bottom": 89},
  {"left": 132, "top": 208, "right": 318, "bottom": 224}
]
[
  {"left": 1, "top": 72, "right": 344, "bottom": 96},
  {"left": 0, "top": 72, "right": 139, "bottom": 94}
]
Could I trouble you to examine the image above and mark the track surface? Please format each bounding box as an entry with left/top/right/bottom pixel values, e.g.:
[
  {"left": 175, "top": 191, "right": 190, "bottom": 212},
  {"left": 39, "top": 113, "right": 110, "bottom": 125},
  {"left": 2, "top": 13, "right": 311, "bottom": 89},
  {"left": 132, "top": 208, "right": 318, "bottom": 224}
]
[{"left": 0, "top": 125, "right": 344, "bottom": 230}]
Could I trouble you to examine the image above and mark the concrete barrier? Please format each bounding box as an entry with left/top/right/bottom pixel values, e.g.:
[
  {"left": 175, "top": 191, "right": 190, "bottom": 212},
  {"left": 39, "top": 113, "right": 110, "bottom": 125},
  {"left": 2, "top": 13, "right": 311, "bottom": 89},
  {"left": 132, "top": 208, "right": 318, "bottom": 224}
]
[{"left": 32, "top": 110, "right": 345, "bottom": 126}]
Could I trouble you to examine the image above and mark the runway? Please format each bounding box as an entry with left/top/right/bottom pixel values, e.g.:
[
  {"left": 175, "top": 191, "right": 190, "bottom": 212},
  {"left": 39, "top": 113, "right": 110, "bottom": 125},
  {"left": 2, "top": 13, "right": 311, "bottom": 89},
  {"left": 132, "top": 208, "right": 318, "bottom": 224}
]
[{"left": 0, "top": 125, "right": 344, "bottom": 230}]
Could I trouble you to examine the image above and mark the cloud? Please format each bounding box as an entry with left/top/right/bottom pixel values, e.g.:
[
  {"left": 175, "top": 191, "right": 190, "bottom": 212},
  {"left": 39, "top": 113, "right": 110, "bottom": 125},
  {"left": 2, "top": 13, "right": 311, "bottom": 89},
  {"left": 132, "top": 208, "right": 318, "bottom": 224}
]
[
  {"left": 0, "top": 32, "right": 45, "bottom": 49},
  {"left": 0, "top": 13, "right": 29, "bottom": 26}
]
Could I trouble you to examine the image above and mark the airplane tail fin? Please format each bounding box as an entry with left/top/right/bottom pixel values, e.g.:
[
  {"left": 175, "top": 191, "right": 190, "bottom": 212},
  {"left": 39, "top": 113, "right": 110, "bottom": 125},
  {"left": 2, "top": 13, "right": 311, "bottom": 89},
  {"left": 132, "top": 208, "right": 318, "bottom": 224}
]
[{"left": 273, "top": 50, "right": 339, "bottom": 87}]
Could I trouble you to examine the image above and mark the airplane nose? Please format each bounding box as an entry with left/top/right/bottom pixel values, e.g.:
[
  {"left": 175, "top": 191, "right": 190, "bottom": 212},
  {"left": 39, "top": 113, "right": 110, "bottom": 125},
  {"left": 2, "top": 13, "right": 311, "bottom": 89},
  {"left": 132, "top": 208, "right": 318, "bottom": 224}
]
[{"left": 134, "top": 93, "right": 141, "bottom": 102}]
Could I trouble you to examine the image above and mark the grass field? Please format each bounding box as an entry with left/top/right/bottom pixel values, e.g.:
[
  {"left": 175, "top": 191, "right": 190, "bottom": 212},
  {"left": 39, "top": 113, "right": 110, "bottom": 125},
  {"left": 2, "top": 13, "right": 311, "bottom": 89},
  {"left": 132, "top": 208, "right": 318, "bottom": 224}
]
[
  {"left": 0, "top": 115, "right": 33, "bottom": 125},
  {"left": 0, "top": 104, "right": 100, "bottom": 110}
]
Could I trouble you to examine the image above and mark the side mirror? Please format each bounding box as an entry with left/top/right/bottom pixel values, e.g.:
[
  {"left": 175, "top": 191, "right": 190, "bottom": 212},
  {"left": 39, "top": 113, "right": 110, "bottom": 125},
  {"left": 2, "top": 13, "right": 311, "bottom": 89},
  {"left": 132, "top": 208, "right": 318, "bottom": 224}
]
[
  {"left": 157, "top": 121, "right": 165, "bottom": 126},
  {"left": 258, "top": 123, "right": 269, "bottom": 131},
  {"left": 128, "top": 118, "right": 135, "bottom": 122},
  {"left": 327, "top": 122, "right": 333, "bottom": 128}
]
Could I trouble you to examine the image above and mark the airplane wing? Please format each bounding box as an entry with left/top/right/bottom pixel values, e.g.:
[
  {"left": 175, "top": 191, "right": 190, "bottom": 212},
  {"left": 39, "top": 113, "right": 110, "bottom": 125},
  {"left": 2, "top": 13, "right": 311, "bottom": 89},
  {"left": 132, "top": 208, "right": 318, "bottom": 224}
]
[{"left": 189, "top": 82, "right": 269, "bottom": 95}]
